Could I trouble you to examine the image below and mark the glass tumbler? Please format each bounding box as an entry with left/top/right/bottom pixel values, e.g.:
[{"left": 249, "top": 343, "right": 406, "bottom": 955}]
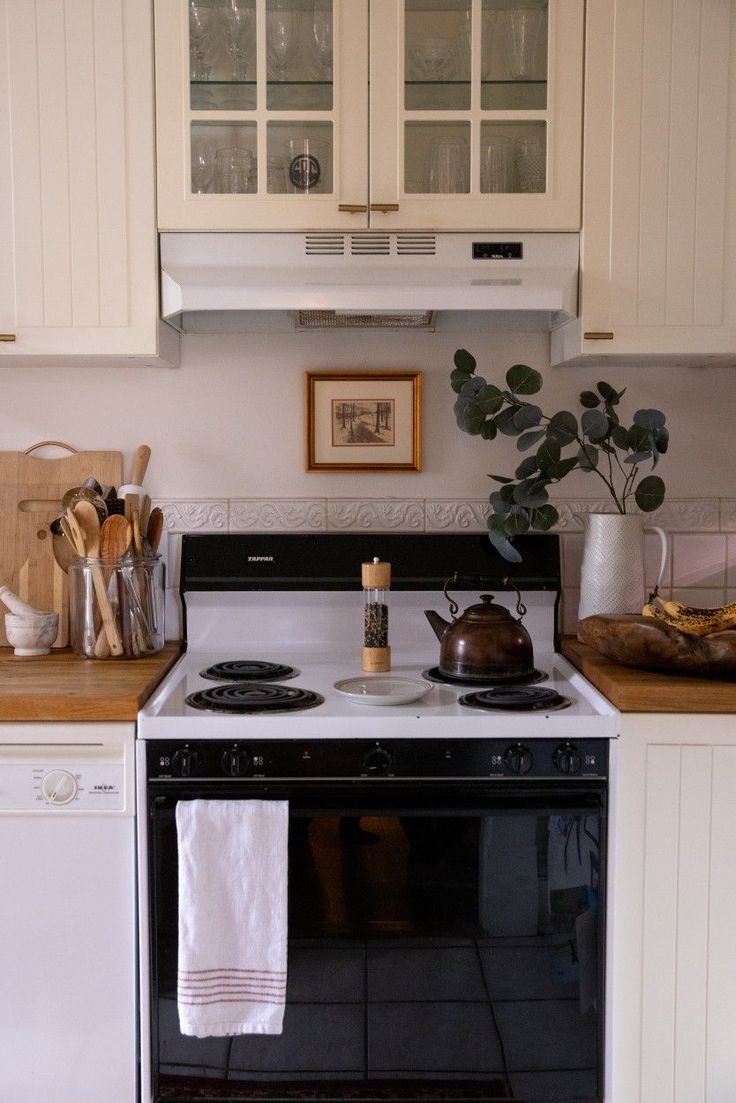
[
  {"left": 284, "top": 137, "right": 329, "bottom": 193},
  {"left": 69, "top": 556, "right": 165, "bottom": 659},
  {"left": 428, "top": 135, "right": 469, "bottom": 193},
  {"left": 214, "top": 146, "right": 255, "bottom": 192},
  {"left": 481, "top": 136, "right": 516, "bottom": 192},
  {"left": 516, "top": 131, "right": 545, "bottom": 192}
]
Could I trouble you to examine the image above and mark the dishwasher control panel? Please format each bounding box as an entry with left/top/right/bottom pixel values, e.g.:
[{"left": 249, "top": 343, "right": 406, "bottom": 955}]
[{"left": 0, "top": 749, "right": 126, "bottom": 811}]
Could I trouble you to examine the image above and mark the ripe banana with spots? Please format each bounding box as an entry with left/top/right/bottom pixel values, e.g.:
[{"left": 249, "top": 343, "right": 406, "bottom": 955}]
[{"left": 642, "top": 596, "right": 736, "bottom": 636}]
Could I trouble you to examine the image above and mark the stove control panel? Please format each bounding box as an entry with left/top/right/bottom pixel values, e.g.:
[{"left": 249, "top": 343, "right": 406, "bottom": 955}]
[{"left": 148, "top": 738, "right": 608, "bottom": 782}]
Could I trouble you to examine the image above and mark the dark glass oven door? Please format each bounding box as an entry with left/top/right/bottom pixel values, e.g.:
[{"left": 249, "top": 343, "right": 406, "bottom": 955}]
[{"left": 148, "top": 781, "right": 606, "bottom": 1102}]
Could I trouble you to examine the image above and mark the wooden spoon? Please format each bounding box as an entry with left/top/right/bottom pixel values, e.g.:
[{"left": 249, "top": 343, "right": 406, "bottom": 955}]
[
  {"left": 93, "top": 516, "right": 134, "bottom": 658},
  {"left": 146, "top": 507, "right": 164, "bottom": 554},
  {"left": 73, "top": 500, "right": 123, "bottom": 657}
]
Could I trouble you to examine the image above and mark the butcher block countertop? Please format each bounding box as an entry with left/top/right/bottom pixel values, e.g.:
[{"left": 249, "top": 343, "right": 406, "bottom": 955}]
[
  {"left": 0, "top": 643, "right": 181, "bottom": 721},
  {"left": 562, "top": 638, "right": 736, "bottom": 713}
]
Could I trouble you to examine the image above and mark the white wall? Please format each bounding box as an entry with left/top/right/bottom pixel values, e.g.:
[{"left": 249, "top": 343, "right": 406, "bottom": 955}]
[
  {"left": 2, "top": 329, "right": 734, "bottom": 634},
  {"left": 0, "top": 328, "right": 732, "bottom": 500}
]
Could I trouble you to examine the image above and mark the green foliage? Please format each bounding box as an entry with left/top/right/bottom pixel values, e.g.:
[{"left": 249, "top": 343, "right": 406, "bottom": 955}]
[{"left": 450, "top": 350, "right": 668, "bottom": 561}]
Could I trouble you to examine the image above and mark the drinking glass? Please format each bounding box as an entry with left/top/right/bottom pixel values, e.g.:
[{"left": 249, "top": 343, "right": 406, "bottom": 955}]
[
  {"left": 220, "top": 0, "right": 255, "bottom": 81},
  {"left": 267, "top": 155, "right": 287, "bottom": 193},
  {"left": 427, "top": 135, "right": 468, "bottom": 193},
  {"left": 189, "top": 0, "right": 215, "bottom": 81},
  {"left": 267, "top": 0, "right": 301, "bottom": 80},
  {"left": 191, "top": 142, "right": 214, "bottom": 193},
  {"left": 311, "top": 3, "right": 333, "bottom": 80},
  {"left": 503, "top": 5, "right": 545, "bottom": 80},
  {"left": 284, "top": 137, "right": 328, "bottom": 193},
  {"left": 215, "top": 146, "right": 255, "bottom": 193},
  {"left": 516, "top": 131, "right": 545, "bottom": 191},
  {"left": 481, "top": 135, "right": 516, "bottom": 192}
]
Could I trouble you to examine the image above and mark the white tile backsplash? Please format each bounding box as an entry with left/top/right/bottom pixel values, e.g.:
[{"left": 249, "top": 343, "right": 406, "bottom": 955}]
[{"left": 671, "top": 534, "right": 727, "bottom": 589}]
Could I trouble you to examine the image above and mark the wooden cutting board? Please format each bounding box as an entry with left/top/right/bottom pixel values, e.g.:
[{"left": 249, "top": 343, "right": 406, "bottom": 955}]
[{"left": 0, "top": 444, "right": 123, "bottom": 648}]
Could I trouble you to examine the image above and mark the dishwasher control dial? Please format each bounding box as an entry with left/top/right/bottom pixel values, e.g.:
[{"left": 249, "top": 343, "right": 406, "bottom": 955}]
[
  {"left": 362, "top": 746, "right": 393, "bottom": 777},
  {"left": 41, "top": 769, "right": 78, "bottom": 804},
  {"left": 171, "top": 748, "right": 202, "bottom": 777},
  {"left": 503, "top": 743, "right": 533, "bottom": 775}
]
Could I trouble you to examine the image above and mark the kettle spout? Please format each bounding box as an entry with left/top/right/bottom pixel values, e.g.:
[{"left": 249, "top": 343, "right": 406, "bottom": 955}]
[{"left": 424, "top": 609, "right": 451, "bottom": 642}]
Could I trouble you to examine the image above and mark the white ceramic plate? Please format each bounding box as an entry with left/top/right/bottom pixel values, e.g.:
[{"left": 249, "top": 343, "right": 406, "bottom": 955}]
[{"left": 333, "top": 676, "right": 434, "bottom": 706}]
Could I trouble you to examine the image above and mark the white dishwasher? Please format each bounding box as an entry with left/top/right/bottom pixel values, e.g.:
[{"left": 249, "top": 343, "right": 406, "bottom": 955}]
[{"left": 0, "top": 722, "right": 137, "bottom": 1103}]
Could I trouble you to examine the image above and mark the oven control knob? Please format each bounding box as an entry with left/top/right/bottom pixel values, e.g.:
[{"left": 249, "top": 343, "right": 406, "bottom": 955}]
[
  {"left": 362, "top": 747, "right": 393, "bottom": 777},
  {"left": 503, "top": 743, "right": 533, "bottom": 775},
  {"left": 171, "top": 748, "right": 202, "bottom": 777},
  {"left": 222, "top": 748, "right": 250, "bottom": 777},
  {"left": 553, "top": 743, "right": 582, "bottom": 775},
  {"left": 41, "top": 769, "right": 77, "bottom": 804}
]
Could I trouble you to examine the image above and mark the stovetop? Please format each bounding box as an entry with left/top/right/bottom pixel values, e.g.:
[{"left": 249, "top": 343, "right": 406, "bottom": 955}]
[{"left": 138, "top": 647, "right": 619, "bottom": 741}]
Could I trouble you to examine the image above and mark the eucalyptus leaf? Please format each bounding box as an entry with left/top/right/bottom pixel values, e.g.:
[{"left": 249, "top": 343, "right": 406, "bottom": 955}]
[
  {"left": 495, "top": 406, "right": 522, "bottom": 436},
  {"left": 623, "top": 449, "right": 651, "bottom": 466},
  {"left": 597, "top": 381, "right": 619, "bottom": 404},
  {"left": 480, "top": 419, "right": 497, "bottom": 440},
  {"left": 503, "top": 508, "right": 531, "bottom": 536},
  {"left": 654, "top": 428, "right": 669, "bottom": 453},
  {"left": 506, "top": 363, "right": 543, "bottom": 395},
  {"left": 489, "top": 492, "right": 512, "bottom": 517},
  {"left": 513, "top": 478, "right": 549, "bottom": 509},
  {"left": 513, "top": 403, "right": 543, "bottom": 431},
  {"left": 460, "top": 378, "right": 486, "bottom": 398},
  {"left": 516, "top": 428, "right": 547, "bottom": 451},
  {"left": 487, "top": 526, "right": 523, "bottom": 564},
  {"left": 633, "top": 408, "right": 666, "bottom": 432},
  {"left": 547, "top": 456, "right": 579, "bottom": 481},
  {"left": 627, "top": 424, "right": 649, "bottom": 452},
  {"left": 581, "top": 409, "right": 610, "bottom": 441},
  {"left": 611, "top": 425, "right": 630, "bottom": 450},
  {"left": 547, "top": 411, "right": 578, "bottom": 445},
  {"left": 454, "top": 348, "right": 477, "bottom": 373},
  {"left": 488, "top": 474, "right": 513, "bottom": 484},
  {"left": 577, "top": 444, "right": 599, "bottom": 471},
  {"left": 461, "top": 403, "right": 486, "bottom": 435},
  {"left": 536, "top": 437, "right": 561, "bottom": 472},
  {"left": 450, "top": 366, "right": 472, "bottom": 393},
  {"left": 476, "top": 384, "right": 504, "bottom": 414},
  {"left": 580, "top": 390, "right": 600, "bottom": 408},
  {"left": 634, "top": 475, "right": 665, "bottom": 512},
  {"left": 529, "top": 504, "right": 559, "bottom": 531},
  {"left": 515, "top": 454, "right": 539, "bottom": 480}
]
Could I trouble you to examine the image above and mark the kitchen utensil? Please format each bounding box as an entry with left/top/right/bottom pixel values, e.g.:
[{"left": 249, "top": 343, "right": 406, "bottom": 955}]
[
  {"left": 0, "top": 443, "right": 122, "bottom": 648},
  {"left": 362, "top": 558, "right": 391, "bottom": 673},
  {"left": 73, "top": 500, "right": 124, "bottom": 656},
  {"left": 50, "top": 519, "right": 74, "bottom": 574},
  {"left": 425, "top": 578, "right": 535, "bottom": 680},
  {"left": 61, "top": 484, "right": 108, "bottom": 524},
  {"left": 117, "top": 444, "right": 151, "bottom": 503},
  {"left": 146, "top": 508, "right": 164, "bottom": 554},
  {"left": 333, "top": 676, "right": 434, "bottom": 706},
  {"left": 4, "top": 611, "right": 60, "bottom": 656},
  {"left": 100, "top": 514, "right": 132, "bottom": 561},
  {"left": 68, "top": 554, "right": 164, "bottom": 660},
  {"left": 0, "top": 584, "right": 43, "bottom": 615}
]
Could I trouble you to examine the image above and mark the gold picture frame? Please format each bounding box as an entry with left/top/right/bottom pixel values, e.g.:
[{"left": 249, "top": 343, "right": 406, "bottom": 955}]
[{"left": 305, "top": 371, "right": 422, "bottom": 472}]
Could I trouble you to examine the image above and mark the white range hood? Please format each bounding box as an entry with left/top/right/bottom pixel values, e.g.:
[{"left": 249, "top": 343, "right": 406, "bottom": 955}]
[{"left": 159, "top": 231, "right": 579, "bottom": 333}]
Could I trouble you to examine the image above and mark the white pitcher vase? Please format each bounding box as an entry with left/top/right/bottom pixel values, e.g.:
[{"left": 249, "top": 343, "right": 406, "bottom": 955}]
[{"left": 577, "top": 512, "right": 668, "bottom": 622}]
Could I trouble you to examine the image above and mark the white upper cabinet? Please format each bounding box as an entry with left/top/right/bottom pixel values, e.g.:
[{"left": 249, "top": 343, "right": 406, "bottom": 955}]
[
  {"left": 0, "top": 0, "right": 178, "bottom": 365},
  {"left": 154, "top": 0, "right": 583, "bottom": 231},
  {"left": 552, "top": 0, "right": 736, "bottom": 367}
]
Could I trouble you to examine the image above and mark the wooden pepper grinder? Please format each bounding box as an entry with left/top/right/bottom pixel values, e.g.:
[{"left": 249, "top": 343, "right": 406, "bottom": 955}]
[{"left": 362, "top": 557, "right": 391, "bottom": 672}]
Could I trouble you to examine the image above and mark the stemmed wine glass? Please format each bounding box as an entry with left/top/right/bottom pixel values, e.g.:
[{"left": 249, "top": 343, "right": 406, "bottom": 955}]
[
  {"left": 267, "top": 0, "right": 301, "bottom": 81},
  {"left": 220, "top": 0, "right": 255, "bottom": 82},
  {"left": 311, "top": 3, "right": 333, "bottom": 81},
  {"left": 189, "top": 0, "right": 215, "bottom": 81}
]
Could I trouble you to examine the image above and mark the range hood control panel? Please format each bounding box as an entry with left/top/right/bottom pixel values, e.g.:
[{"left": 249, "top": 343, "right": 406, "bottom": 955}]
[{"left": 472, "top": 242, "right": 523, "bottom": 260}]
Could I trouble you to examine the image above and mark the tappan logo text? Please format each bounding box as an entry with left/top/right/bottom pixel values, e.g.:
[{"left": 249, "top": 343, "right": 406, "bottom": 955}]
[{"left": 247, "top": 556, "right": 275, "bottom": 562}]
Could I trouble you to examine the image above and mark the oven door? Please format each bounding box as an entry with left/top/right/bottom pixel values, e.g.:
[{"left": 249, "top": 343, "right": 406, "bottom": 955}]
[{"left": 147, "top": 780, "right": 606, "bottom": 1102}]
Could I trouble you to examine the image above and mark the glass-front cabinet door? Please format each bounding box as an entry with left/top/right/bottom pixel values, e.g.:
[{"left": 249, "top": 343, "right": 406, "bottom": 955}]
[
  {"left": 154, "top": 0, "right": 581, "bottom": 230},
  {"left": 370, "top": 0, "right": 583, "bottom": 229},
  {"left": 155, "top": 0, "right": 368, "bottom": 229}
]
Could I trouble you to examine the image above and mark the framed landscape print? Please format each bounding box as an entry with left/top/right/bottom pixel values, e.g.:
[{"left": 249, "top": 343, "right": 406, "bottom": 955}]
[{"left": 305, "top": 371, "right": 422, "bottom": 471}]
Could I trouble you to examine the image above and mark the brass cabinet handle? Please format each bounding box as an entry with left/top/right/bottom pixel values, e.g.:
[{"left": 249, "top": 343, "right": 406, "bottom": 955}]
[
  {"left": 583, "top": 331, "right": 615, "bottom": 340},
  {"left": 338, "top": 203, "right": 368, "bottom": 213},
  {"left": 0, "top": 334, "right": 16, "bottom": 342},
  {"left": 370, "top": 203, "right": 400, "bottom": 212}
]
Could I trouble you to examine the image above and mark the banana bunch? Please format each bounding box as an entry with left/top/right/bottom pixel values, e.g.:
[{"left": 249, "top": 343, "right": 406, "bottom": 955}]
[{"left": 642, "top": 595, "right": 736, "bottom": 636}]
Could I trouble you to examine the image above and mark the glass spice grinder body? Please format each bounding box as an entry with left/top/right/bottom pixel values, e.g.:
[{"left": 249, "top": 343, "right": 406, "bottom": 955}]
[{"left": 362, "top": 557, "right": 391, "bottom": 672}]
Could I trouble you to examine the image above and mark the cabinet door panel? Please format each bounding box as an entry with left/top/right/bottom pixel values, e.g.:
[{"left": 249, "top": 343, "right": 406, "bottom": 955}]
[{"left": 0, "top": 0, "right": 170, "bottom": 362}]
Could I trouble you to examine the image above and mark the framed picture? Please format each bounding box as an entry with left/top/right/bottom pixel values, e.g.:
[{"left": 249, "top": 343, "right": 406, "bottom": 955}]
[{"left": 305, "top": 371, "right": 422, "bottom": 472}]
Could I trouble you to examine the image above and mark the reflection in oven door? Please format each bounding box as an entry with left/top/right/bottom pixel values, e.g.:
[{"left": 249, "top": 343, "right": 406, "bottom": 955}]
[{"left": 148, "top": 785, "right": 605, "bottom": 1102}]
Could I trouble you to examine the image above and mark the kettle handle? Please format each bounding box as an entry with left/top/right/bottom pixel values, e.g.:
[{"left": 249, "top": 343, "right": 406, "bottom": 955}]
[
  {"left": 442, "top": 573, "right": 527, "bottom": 620},
  {"left": 442, "top": 576, "right": 460, "bottom": 618}
]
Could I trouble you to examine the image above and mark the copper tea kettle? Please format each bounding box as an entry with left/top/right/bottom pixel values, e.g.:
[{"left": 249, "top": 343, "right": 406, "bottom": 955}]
[{"left": 425, "top": 575, "right": 535, "bottom": 681}]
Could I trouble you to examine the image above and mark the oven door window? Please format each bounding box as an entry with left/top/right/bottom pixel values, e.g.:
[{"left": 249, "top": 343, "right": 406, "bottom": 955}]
[{"left": 150, "top": 788, "right": 604, "bottom": 1101}]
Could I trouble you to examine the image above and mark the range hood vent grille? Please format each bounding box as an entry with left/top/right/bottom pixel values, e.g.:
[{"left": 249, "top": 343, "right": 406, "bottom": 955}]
[
  {"left": 302, "top": 232, "right": 438, "bottom": 258},
  {"left": 296, "top": 309, "right": 434, "bottom": 329}
]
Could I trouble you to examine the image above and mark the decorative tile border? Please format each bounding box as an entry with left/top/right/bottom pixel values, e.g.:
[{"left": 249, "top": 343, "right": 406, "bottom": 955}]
[
  {"left": 230, "top": 499, "right": 327, "bottom": 531},
  {"left": 327, "top": 499, "right": 425, "bottom": 531},
  {"left": 425, "top": 500, "right": 487, "bottom": 531}
]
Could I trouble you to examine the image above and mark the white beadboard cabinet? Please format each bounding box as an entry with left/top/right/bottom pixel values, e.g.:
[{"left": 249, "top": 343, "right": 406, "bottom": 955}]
[
  {"left": 552, "top": 0, "right": 736, "bottom": 367},
  {"left": 0, "top": 0, "right": 178, "bottom": 366},
  {"left": 607, "top": 718, "right": 736, "bottom": 1102}
]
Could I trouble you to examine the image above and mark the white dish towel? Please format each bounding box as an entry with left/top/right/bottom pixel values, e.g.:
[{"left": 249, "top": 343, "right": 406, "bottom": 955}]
[{"left": 176, "top": 799, "right": 289, "bottom": 1038}]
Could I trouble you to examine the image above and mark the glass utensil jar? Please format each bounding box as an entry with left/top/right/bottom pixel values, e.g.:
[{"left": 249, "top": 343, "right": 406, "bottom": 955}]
[
  {"left": 362, "top": 557, "right": 391, "bottom": 672},
  {"left": 69, "top": 556, "right": 165, "bottom": 659}
]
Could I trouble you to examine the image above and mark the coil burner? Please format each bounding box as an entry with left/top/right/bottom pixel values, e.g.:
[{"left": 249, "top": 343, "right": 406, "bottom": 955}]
[
  {"left": 199, "top": 660, "right": 298, "bottom": 682},
  {"left": 458, "top": 685, "right": 572, "bottom": 712},
  {"left": 185, "top": 683, "right": 324, "bottom": 714},
  {"left": 422, "top": 666, "right": 548, "bottom": 687}
]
